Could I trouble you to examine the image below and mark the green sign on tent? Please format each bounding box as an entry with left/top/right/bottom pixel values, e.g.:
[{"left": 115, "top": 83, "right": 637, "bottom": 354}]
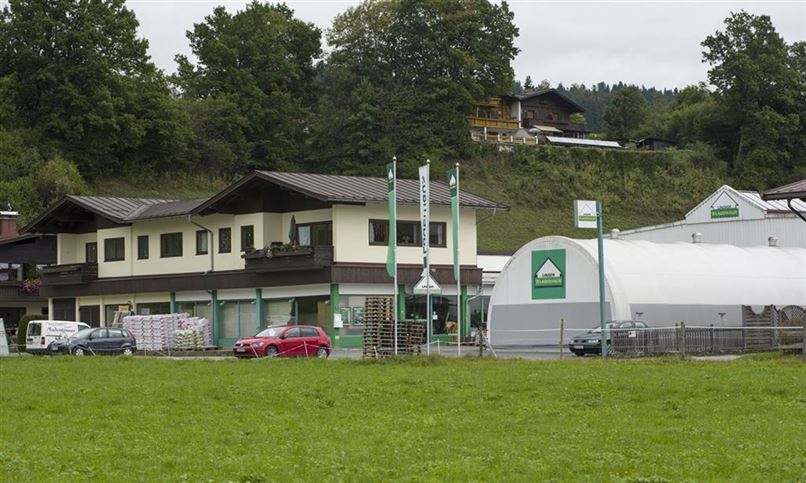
[{"left": 531, "top": 249, "right": 566, "bottom": 300}]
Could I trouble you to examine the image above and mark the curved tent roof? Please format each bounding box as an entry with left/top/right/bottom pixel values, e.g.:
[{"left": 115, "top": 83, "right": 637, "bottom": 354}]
[{"left": 489, "top": 237, "right": 806, "bottom": 343}]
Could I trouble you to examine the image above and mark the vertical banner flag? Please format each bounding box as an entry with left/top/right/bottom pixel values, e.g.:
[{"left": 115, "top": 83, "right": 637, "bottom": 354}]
[
  {"left": 447, "top": 166, "right": 459, "bottom": 281},
  {"left": 419, "top": 163, "right": 430, "bottom": 267},
  {"left": 385, "top": 161, "right": 396, "bottom": 277}
]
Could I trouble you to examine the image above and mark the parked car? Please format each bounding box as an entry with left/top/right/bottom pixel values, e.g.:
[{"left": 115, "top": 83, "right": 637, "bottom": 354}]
[
  {"left": 233, "top": 325, "right": 331, "bottom": 359},
  {"left": 25, "top": 320, "right": 91, "bottom": 355},
  {"left": 570, "top": 320, "right": 648, "bottom": 356},
  {"left": 54, "top": 327, "right": 137, "bottom": 356}
]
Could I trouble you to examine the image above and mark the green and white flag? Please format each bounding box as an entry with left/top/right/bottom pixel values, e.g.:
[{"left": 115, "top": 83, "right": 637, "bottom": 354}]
[
  {"left": 447, "top": 166, "right": 460, "bottom": 281},
  {"left": 385, "top": 160, "right": 396, "bottom": 278}
]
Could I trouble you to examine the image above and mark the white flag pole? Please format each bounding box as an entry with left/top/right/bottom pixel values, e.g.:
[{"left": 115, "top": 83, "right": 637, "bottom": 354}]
[
  {"left": 456, "top": 163, "right": 461, "bottom": 357},
  {"left": 392, "top": 157, "right": 398, "bottom": 356}
]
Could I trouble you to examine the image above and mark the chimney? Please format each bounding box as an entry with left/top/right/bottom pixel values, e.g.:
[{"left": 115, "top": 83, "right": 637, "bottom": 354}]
[
  {"left": 691, "top": 232, "right": 703, "bottom": 244},
  {"left": 609, "top": 229, "right": 620, "bottom": 239},
  {"left": 768, "top": 236, "right": 779, "bottom": 247},
  {"left": 0, "top": 210, "right": 18, "bottom": 240}
]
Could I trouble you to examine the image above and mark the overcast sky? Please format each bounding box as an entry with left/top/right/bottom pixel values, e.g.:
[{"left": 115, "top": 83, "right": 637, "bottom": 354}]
[{"left": 4, "top": 1, "right": 805, "bottom": 89}]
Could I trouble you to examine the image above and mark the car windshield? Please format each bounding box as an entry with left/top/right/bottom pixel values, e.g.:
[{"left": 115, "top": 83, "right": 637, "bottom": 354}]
[
  {"left": 255, "top": 326, "right": 285, "bottom": 338},
  {"left": 69, "top": 328, "right": 94, "bottom": 340}
]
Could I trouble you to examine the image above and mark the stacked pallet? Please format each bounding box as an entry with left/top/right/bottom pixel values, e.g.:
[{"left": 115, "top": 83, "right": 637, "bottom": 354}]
[{"left": 362, "top": 297, "right": 425, "bottom": 357}]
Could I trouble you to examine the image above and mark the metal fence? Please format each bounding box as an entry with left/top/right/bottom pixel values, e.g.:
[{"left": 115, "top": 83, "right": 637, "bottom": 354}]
[{"left": 610, "top": 323, "right": 805, "bottom": 357}]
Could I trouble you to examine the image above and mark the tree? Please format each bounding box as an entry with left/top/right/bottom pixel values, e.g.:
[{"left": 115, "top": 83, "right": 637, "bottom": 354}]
[
  {"left": 523, "top": 75, "right": 534, "bottom": 90},
  {"left": 174, "top": 2, "right": 321, "bottom": 172},
  {"left": 0, "top": 0, "right": 190, "bottom": 178},
  {"left": 308, "top": 0, "right": 519, "bottom": 176},
  {"left": 701, "top": 11, "right": 801, "bottom": 183},
  {"left": 603, "top": 86, "right": 647, "bottom": 140}
]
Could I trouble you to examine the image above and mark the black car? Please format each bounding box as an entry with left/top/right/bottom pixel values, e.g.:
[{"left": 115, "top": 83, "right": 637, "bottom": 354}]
[
  {"left": 55, "top": 327, "right": 137, "bottom": 356},
  {"left": 569, "top": 320, "right": 647, "bottom": 356}
]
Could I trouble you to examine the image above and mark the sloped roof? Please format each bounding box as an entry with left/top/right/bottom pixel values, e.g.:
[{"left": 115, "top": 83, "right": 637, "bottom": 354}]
[
  {"left": 21, "top": 196, "right": 204, "bottom": 233},
  {"left": 195, "top": 170, "right": 508, "bottom": 212},
  {"left": 516, "top": 88, "right": 586, "bottom": 113},
  {"left": 24, "top": 170, "right": 507, "bottom": 233},
  {"left": 762, "top": 178, "right": 806, "bottom": 201},
  {"left": 545, "top": 136, "right": 622, "bottom": 149},
  {"left": 684, "top": 185, "right": 806, "bottom": 219}
]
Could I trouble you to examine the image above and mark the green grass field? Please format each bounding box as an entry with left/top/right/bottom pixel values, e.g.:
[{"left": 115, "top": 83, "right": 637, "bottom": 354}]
[{"left": 2, "top": 356, "right": 806, "bottom": 481}]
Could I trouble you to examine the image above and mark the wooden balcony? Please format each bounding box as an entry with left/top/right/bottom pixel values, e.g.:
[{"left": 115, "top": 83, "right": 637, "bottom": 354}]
[
  {"left": 243, "top": 246, "right": 334, "bottom": 273},
  {"left": 41, "top": 263, "right": 98, "bottom": 285},
  {"left": 467, "top": 116, "right": 520, "bottom": 130},
  {"left": 0, "top": 281, "right": 33, "bottom": 298}
]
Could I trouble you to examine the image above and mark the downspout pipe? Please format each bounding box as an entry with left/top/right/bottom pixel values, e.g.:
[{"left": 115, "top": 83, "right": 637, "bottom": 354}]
[
  {"left": 788, "top": 199, "right": 806, "bottom": 224},
  {"left": 188, "top": 215, "right": 214, "bottom": 273}
]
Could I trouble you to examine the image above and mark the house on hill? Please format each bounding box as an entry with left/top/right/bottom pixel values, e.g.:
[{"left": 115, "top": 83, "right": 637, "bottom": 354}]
[
  {"left": 517, "top": 89, "right": 587, "bottom": 139},
  {"left": 468, "top": 89, "right": 592, "bottom": 144}
]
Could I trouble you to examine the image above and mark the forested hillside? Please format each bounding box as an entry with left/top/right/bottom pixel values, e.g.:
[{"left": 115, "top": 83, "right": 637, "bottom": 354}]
[{"left": 0, "top": 1, "right": 803, "bottom": 248}]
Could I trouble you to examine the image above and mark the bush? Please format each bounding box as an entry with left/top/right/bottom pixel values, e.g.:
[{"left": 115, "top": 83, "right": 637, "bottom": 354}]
[{"left": 16, "top": 314, "right": 48, "bottom": 349}]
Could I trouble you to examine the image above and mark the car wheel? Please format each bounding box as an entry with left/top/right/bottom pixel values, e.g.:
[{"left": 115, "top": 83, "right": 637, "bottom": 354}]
[
  {"left": 265, "top": 345, "right": 279, "bottom": 358},
  {"left": 122, "top": 347, "right": 133, "bottom": 356},
  {"left": 316, "top": 346, "right": 329, "bottom": 358},
  {"left": 73, "top": 347, "right": 86, "bottom": 356}
]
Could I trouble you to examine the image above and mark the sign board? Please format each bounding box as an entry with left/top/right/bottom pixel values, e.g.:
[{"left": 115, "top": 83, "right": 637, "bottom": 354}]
[
  {"left": 574, "top": 200, "right": 598, "bottom": 229},
  {"left": 333, "top": 313, "right": 344, "bottom": 329},
  {"left": 710, "top": 191, "right": 740, "bottom": 219},
  {"left": 413, "top": 273, "right": 442, "bottom": 294},
  {"left": 531, "top": 249, "right": 566, "bottom": 300}
]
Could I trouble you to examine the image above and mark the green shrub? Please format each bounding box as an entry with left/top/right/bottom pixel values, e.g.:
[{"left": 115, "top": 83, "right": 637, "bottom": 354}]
[{"left": 16, "top": 314, "right": 47, "bottom": 349}]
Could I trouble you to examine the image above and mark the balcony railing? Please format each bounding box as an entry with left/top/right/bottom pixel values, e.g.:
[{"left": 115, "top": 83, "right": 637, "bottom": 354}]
[
  {"left": 41, "top": 263, "right": 98, "bottom": 285},
  {"left": 243, "top": 245, "right": 334, "bottom": 273},
  {"left": 467, "top": 116, "right": 520, "bottom": 130}
]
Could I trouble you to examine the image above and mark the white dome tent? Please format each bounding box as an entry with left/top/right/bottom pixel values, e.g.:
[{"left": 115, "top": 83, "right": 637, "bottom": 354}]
[{"left": 487, "top": 236, "right": 806, "bottom": 346}]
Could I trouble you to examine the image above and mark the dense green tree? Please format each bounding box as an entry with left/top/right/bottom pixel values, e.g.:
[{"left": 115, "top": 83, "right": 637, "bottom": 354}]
[
  {"left": 523, "top": 76, "right": 534, "bottom": 90},
  {"left": 174, "top": 2, "right": 321, "bottom": 172},
  {"left": 0, "top": 0, "right": 190, "bottom": 177},
  {"left": 308, "top": 0, "right": 519, "bottom": 176},
  {"left": 603, "top": 86, "right": 647, "bottom": 140},
  {"left": 701, "top": 11, "right": 802, "bottom": 185}
]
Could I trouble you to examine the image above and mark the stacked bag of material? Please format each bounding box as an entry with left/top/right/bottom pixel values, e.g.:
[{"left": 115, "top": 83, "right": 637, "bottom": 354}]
[
  {"left": 178, "top": 317, "right": 213, "bottom": 347},
  {"left": 123, "top": 313, "right": 212, "bottom": 351}
]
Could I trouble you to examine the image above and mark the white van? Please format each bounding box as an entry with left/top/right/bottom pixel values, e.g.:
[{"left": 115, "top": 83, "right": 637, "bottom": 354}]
[{"left": 26, "top": 320, "right": 90, "bottom": 354}]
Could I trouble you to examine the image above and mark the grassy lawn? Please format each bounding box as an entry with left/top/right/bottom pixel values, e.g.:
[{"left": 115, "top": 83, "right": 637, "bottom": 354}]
[{"left": 2, "top": 356, "right": 806, "bottom": 481}]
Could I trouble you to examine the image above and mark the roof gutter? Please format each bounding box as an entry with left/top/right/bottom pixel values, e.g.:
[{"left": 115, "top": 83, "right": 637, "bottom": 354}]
[{"left": 188, "top": 215, "right": 214, "bottom": 273}]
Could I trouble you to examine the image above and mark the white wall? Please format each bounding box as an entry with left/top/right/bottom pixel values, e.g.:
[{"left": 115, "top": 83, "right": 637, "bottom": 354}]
[{"left": 333, "top": 203, "right": 477, "bottom": 265}]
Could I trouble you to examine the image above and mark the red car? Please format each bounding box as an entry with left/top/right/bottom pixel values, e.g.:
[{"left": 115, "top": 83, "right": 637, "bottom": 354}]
[{"left": 233, "top": 325, "right": 331, "bottom": 358}]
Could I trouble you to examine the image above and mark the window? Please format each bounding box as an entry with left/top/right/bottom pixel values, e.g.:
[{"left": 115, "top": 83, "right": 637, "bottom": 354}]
[
  {"left": 368, "top": 220, "right": 447, "bottom": 247},
  {"left": 301, "top": 327, "right": 319, "bottom": 337},
  {"left": 196, "top": 230, "right": 209, "bottom": 255},
  {"left": 297, "top": 222, "right": 332, "bottom": 246},
  {"left": 137, "top": 302, "right": 170, "bottom": 315},
  {"left": 160, "top": 233, "right": 183, "bottom": 258},
  {"left": 92, "top": 328, "right": 108, "bottom": 339},
  {"left": 285, "top": 327, "right": 301, "bottom": 338},
  {"left": 219, "top": 228, "right": 231, "bottom": 253},
  {"left": 137, "top": 235, "right": 149, "bottom": 260},
  {"left": 108, "top": 328, "right": 124, "bottom": 338},
  {"left": 397, "top": 221, "right": 418, "bottom": 245},
  {"left": 85, "top": 242, "right": 97, "bottom": 263},
  {"left": 429, "top": 222, "right": 446, "bottom": 247},
  {"left": 241, "top": 225, "right": 254, "bottom": 252},
  {"left": 104, "top": 238, "right": 125, "bottom": 262}
]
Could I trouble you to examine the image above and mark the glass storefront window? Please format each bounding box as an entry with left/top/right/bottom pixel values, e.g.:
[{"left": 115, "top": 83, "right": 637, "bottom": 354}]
[
  {"left": 220, "top": 300, "right": 257, "bottom": 340},
  {"left": 137, "top": 302, "right": 170, "bottom": 316},
  {"left": 405, "top": 295, "right": 456, "bottom": 335},
  {"left": 263, "top": 300, "right": 293, "bottom": 327}
]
